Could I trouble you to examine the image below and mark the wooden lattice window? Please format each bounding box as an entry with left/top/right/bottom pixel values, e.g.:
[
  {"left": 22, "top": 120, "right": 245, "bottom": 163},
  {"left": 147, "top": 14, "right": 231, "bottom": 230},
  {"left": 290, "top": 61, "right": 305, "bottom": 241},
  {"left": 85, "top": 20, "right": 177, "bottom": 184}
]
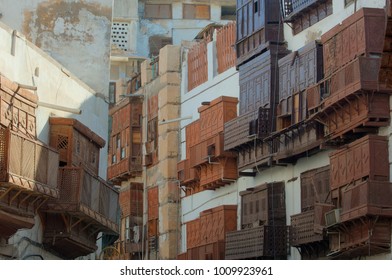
[
  {"left": 221, "top": 5, "right": 236, "bottom": 20},
  {"left": 57, "top": 135, "right": 68, "bottom": 151},
  {"left": 147, "top": 117, "right": 158, "bottom": 149},
  {"left": 144, "top": 4, "right": 172, "bottom": 19},
  {"left": 183, "top": 4, "right": 210, "bottom": 19}
]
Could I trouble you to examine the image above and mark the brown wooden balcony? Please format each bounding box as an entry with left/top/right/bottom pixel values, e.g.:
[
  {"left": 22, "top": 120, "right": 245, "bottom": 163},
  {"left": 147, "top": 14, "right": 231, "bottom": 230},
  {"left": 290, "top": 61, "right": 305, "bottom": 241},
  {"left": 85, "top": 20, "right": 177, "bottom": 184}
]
[
  {"left": 0, "top": 128, "right": 59, "bottom": 237},
  {"left": 267, "top": 121, "right": 324, "bottom": 163},
  {"left": 328, "top": 218, "right": 391, "bottom": 259},
  {"left": 177, "top": 159, "right": 199, "bottom": 187},
  {"left": 225, "top": 226, "right": 290, "bottom": 259},
  {"left": 46, "top": 167, "right": 119, "bottom": 233},
  {"left": 224, "top": 109, "right": 259, "bottom": 150},
  {"left": 240, "top": 182, "right": 286, "bottom": 228},
  {"left": 340, "top": 181, "right": 392, "bottom": 223},
  {"left": 322, "top": 8, "right": 386, "bottom": 77},
  {"left": 324, "top": 57, "right": 382, "bottom": 108},
  {"left": 107, "top": 155, "right": 142, "bottom": 184},
  {"left": 189, "top": 133, "right": 237, "bottom": 190},
  {"left": 314, "top": 92, "right": 390, "bottom": 141},
  {"left": 330, "top": 135, "right": 389, "bottom": 191},
  {"left": 108, "top": 99, "right": 143, "bottom": 183},
  {"left": 290, "top": 203, "right": 334, "bottom": 247}
]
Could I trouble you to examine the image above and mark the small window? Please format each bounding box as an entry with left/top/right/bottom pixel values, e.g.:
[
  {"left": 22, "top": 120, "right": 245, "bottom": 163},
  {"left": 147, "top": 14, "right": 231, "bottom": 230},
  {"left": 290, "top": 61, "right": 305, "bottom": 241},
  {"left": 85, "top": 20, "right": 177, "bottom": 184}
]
[
  {"left": 345, "top": 0, "right": 354, "bottom": 6},
  {"left": 183, "top": 4, "right": 210, "bottom": 19},
  {"left": 116, "top": 134, "right": 121, "bottom": 150},
  {"left": 144, "top": 4, "right": 172, "bottom": 19},
  {"left": 125, "top": 216, "right": 130, "bottom": 241},
  {"left": 121, "top": 147, "right": 126, "bottom": 159},
  {"left": 112, "top": 154, "right": 117, "bottom": 164},
  {"left": 221, "top": 6, "right": 236, "bottom": 20},
  {"left": 109, "top": 82, "right": 116, "bottom": 104}
]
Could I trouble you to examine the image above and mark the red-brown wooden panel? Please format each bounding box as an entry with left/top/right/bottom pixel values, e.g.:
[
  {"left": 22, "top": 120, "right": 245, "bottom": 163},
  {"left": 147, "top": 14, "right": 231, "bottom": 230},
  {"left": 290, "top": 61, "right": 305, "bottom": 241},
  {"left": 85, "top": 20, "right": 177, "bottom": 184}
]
[
  {"left": 188, "top": 40, "right": 208, "bottom": 91},
  {"left": 322, "top": 8, "right": 386, "bottom": 77},
  {"left": 341, "top": 180, "right": 392, "bottom": 222},
  {"left": 300, "top": 166, "right": 330, "bottom": 211},
  {"left": 330, "top": 135, "right": 389, "bottom": 190},
  {"left": 321, "top": 93, "right": 390, "bottom": 140},
  {"left": 217, "top": 23, "right": 236, "bottom": 74},
  {"left": 186, "top": 219, "right": 201, "bottom": 249},
  {"left": 148, "top": 187, "right": 158, "bottom": 220},
  {"left": 198, "top": 96, "right": 238, "bottom": 142},
  {"left": 329, "top": 218, "right": 391, "bottom": 259},
  {"left": 198, "top": 205, "right": 237, "bottom": 246},
  {"left": 185, "top": 120, "right": 200, "bottom": 158}
]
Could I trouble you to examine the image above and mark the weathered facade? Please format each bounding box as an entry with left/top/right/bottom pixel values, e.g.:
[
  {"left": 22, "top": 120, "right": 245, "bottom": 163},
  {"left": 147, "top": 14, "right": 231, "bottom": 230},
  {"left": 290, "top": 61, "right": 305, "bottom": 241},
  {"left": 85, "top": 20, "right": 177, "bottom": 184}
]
[
  {"left": 0, "top": 12, "right": 115, "bottom": 259},
  {"left": 0, "top": 0, "right": 112, "bottom": 98}
]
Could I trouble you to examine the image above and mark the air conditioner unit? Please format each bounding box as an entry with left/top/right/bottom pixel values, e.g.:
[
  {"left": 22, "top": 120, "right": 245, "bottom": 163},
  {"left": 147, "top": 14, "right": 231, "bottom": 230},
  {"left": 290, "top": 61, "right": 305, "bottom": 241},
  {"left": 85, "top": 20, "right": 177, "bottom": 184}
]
[{"left": 325, "top": 208, "right": 341, "bottom": 228}]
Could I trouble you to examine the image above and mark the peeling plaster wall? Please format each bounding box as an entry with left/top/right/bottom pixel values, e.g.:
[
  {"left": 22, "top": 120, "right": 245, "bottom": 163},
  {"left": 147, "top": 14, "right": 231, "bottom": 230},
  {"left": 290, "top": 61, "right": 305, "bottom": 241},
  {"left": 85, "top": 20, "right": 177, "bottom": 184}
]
[
  {"left": 0, "top": 0, "right": 112, "bottom": 97},
  {"left": 0, "top": 20, "right": 109, "bottom": 259}
]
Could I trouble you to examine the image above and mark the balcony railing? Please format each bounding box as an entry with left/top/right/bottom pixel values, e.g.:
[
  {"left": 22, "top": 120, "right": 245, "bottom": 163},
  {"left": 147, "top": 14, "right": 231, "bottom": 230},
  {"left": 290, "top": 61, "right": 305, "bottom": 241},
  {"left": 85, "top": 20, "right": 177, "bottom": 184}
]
[
  {"left": 0, "top": 128, "right": 59, "bottom": 197},
  {"left": 51, "top": 167, "right": 119, "bottom": 233}
]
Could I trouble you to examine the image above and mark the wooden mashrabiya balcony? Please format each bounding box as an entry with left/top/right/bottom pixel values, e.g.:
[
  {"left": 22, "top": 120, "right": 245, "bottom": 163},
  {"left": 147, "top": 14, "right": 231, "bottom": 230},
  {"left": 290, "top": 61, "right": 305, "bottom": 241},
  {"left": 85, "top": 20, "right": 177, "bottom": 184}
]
[{"left": 0, "top": 127, "right": 59, "bottom": 237}]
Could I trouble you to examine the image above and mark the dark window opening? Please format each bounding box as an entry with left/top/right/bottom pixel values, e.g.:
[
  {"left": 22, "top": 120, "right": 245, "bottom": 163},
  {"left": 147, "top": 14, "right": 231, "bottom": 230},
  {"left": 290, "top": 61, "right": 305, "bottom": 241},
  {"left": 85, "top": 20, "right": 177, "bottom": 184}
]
[{"left": 221, "top": 5, "right": 236, "bottom": 20}]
